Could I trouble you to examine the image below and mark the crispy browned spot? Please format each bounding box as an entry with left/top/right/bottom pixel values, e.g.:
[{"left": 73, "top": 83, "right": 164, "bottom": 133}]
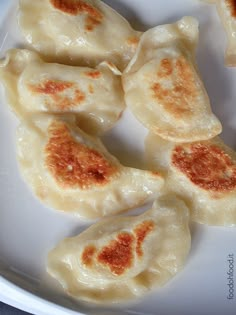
[
  {"left": 151, "top": 56, "right": 198, "bottom": 118},
  {"left": 52, "top": 88, "right": 85, "bottom": 110},
  {"left": 151, "top": 171, "right": 161, "bottom": 177},
  {"left": 158, "top": 59, "right": 173, "bottom": 78},
  {"left": 226, "top": 0, "right": 236, "bottom": 17},
  {"left": 45, "top": 121, "right": 117, "bottom": 189},
  {"left": 172, "top": 143, "right": 236, "bottom": 192},
  {"left": 74, "top": 89, "right": 85, "bottom": 102},
  {"left": 29, "top": 79, "right": 85, "bottom": 110},
  {"left": 50, "top": 0, "right": 103, "bottom": 31},
  {"left": 134, "top": 221, "right": 154, "bottom": 257},
  {"left": 97, "top": 233, "right": 134, "bottom": 276},
  {"left": 85, "top": 15, "right": 101, "bottom": 31},
  {"left": 127, "top": 36, "right": 140, "bottom": 46},
  {"left": 29, "top": 79, "right": 73, "bottom": 94},
  {"left": 84, "top": 70, "right": 101, "bottom": 79},
  {"left": 81, "top": 245, "right": 96, "bottom": 267}
]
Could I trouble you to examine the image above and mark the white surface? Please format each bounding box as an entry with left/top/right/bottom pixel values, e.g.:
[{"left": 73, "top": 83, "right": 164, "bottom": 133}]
[{"left": 0, "top": 0, "right": 236, "bottom": 315}]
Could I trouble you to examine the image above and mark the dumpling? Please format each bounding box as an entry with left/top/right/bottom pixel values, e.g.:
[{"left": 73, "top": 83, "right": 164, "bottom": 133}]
[
  {"left": 18, "top": 0, "right": 141, "bottom": 71},
  {"left": 203, "top": 0, "right": 236, "bottom": 66},
  {"left": 146, "top": 132, "right": 236, "bottom": 226},
  {"left": 0, "top": 49, "right": 124, "bottom": 135},
  {"left": 122, "top": 16, "right": 222, "bottom": 142},
  {"left": 17, "top": 114, "right": 164, "bottom": 219},
  {"left": 47, "top": 195, "right": 190, "bottom": 303}
]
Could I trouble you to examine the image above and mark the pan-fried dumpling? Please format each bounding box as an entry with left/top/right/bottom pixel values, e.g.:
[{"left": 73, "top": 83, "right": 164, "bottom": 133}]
[
  {"left": 122, "top": 16, "right": 222, "bottom": 142},
  {"left": 18, "top": 0, "right": 141, "bottom": 71},
  {"left": 146, "top": 132, "right": 236, "bottom": 226},
  {"left": 203, "top": 0, "right": 236, "bottom": 66},
  {"left": 0, "top": 49, "right": 124, "bottom": 135},
  {"left": 47, "top": 195, "right": 190, "bottom": 303},
  {"left": 17, "top": 114, "right": 163, "bottom": 219}
]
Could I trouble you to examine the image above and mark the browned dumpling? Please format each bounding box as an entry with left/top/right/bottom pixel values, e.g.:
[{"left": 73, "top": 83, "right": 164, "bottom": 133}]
[
  {"left": 47, "top": 195, "right": 190, "bottom": 303},
  {"left": 146, "top": 133, "right": 236, "bottom": 226},
  {"left": 204, "top": 0, "right": 236, "bottom": 66},
  {"left": 17, "top": 114, "right": 164, "bottom": 219},
  {"left": 122, "top": 16, "right": 222, "bottom": 142},
  {"left": 18, "top": 0, "right": 141, "bottom": 70},
  {"left": 0, "top": 49, "right": 124, "bottom": 135}
]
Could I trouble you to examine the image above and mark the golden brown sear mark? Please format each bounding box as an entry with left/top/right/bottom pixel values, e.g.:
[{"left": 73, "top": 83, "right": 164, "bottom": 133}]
[
  {"left": 50, "top": 0, "right": 103, "bottom": 31},
  {"left": 97, "top": 233, "right": 135, "bottom": 276},
  {"left": 29, "top": 79, "right": 73, "bottom": 94},
  {"left": 151, "top": 56, "right": 198, "bottom": 118},
  {"left": 172, "top": 143, "right": 236, "bottom": 192},
  {"left": 84, "top": 70, "right": 101, "bottom": 79},
  {"left": 134, "top": 221, "right": 154, "bottom": 257},
  {"left": 226, "top": 0, "right": 236, "bottom": 18},
  {"left": 127, "top": 36, "right": 140, "bottom": 46},
  {"left": 85, "top": 15, "right": 102, "bottom": 31},
  {"left": 82, "top": 220, "right": 155, "bottom": 275},
  {"left": 45, "top": 121, "right": 117, "bottom": 189},
  {"left": 51, "top": 87, "right": 85, "bottom": 110},
  {"left": 97, "top": 221, "right": 154, "bottom": 274},
  {"left": 29, "top": 79, "right": 85, "bottom": 110},
  {"left": 81, "top": 245, "right": 96, "bottom": 267},
  {"left": 158, "top": 59, "right": 173, "bottom": 78}
]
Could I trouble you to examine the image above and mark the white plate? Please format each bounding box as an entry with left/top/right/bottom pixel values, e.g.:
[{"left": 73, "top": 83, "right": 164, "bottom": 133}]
[{"left": 0, "top": 1, "right": 236, "bottom": 314}]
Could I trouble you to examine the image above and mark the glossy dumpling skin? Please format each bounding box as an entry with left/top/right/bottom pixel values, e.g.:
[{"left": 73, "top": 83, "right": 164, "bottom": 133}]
[
  {"left": 47, "top": 195, "right": 190, "bottom": 303},
  {"left": 18, "top": 0, "right": 141, "bottom": 71},
  {"left": 122, "top": 16, "right": 222, "bottom": 142},
  {"left": 0, "top": 49, "right": 124, "bottom": 135},
  {"left": 146, "top": 132, "right": 236, "bottom": 226},
  {"left": 17, "top": 114, "right": 164, "bottom": 219},
  {"left": 204, "top": 0, "right": 236, "bottom": 66}
]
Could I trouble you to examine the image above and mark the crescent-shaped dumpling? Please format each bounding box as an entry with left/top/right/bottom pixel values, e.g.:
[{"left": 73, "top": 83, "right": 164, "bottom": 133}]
[
  {"left": 203, "top": 0, "right": 236, "bottom": 66},
  {"left": 18, "top": 0, "right": 141, "bottom": 71},
  {"left": 47, "top": 195, "right": 190, "bottom": 303},
  {"left": 146, "top": 132, "right": 236, "bottom": 226},
  {"left": 17, "top": 114, "right": 164, "bottom": 219},
  {"left": 122, "top": 16, "right": 222, "bottom": 142},
  {"left": 0, "top": 49, "right": 124, "bottom": 135}
]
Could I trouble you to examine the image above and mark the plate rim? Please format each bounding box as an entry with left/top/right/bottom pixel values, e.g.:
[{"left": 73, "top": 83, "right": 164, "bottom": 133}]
[{"left": 0, "top": 275, "right": 85, "bottom": 315}]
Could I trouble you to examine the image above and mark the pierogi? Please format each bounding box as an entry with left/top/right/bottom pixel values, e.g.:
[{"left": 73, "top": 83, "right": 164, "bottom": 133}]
[
  {"left": 203, "top": 0, "right": 236, "bottom": 66},
  {"left": 0, "top": 49, "right": 124, "bottom": 135},
  {"left": 18, "top": 0, "right": 141, "bottom": 70},
  {"left": 16, "top": 114, "right": 164, "bottom": 219},
  {"left": 122, "top": 16, "right": 222, "bottom": 142},
  {"left": 47, "top": 195, "right": 190, "bottom": 303},
  {"left": 146, "top": 133, "right": 236, "bottom": 226}
]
